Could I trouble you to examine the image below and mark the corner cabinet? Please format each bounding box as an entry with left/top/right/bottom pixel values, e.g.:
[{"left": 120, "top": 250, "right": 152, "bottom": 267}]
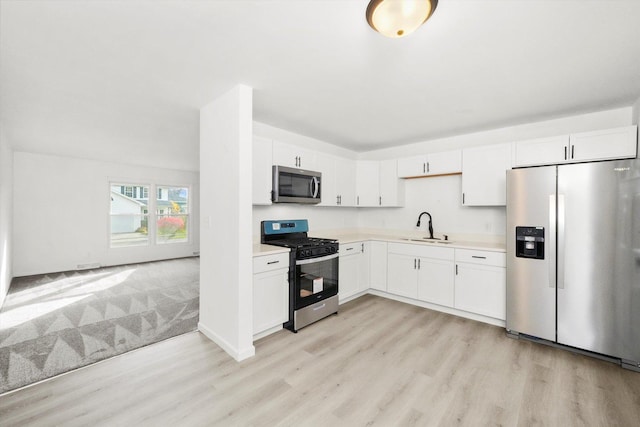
[
  {"left": 339, "top": 242, "right": 369, "bottom": 302},
  {"left": 368, "top": 241, "right": 388, "bottom": 291},
  {"left": 253, "top": 252, "right": 289, "bottom": 338},
  {"left": 461, "top": 143, "right": 512, "bottom": 206},
  {"left": 454, "top": 249, "right": 506, "bottom": 320},
  {"left": 513, "top": 125, "right": 637, "bottom": 167},
  {"left": 397, "top": 150, "right": 461, "bottom": 178}
]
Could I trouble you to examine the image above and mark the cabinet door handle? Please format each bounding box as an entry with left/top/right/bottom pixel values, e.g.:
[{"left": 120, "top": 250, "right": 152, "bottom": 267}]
[
  {"left": 379, "top": 196, "right": 382, "bottom": 206},
  {"left": 357, "top": 196, "right": 360, "bottom": 205},
  {"left": 414, "top": 259, "right": 417, "bottom": 269},
  {"left": 427, "top": 162, "right": 430, "bottom": 173},
  {"left": 267, "top": 260, "right": 280, "bottom": 265},
  {"left": 418, "top": 259, "right": 421, "bottom": 269},
  {"left": 564, "top": 146, "right": 567, "bottom": 160},
  {"left": 423, "top": 163, "right": 426, "bottom": 174},
  {"left": 361, "top": 243, "right": 364, "bottom": 252},
  {"left": 471, "top": 256, "right": 487, "bottom": 259},
  {"left": 455, "top": 264, "right": 458, "bottom": 275},
  {"left": 571, "top": 145, "right": 575, "bottom": 159},
  {"left": 462, "top": 193, "right": 465, "bottom": 205}
]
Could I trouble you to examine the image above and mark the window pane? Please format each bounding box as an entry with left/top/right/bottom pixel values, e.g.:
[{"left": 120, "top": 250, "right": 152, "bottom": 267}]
[
  {"left": 156, "top": 186, "right": 189, "bottom": 244},
  {"left": 110, "top": 183, "right": 150, "bottom": 247}
]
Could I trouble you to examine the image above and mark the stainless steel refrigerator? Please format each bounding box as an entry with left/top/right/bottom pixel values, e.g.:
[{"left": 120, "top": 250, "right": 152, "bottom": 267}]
[{"left": 506, "top": 158, "right": 640, "bottom": 370}]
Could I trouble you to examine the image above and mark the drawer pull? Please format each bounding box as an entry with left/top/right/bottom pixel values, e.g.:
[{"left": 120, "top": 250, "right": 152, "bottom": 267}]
[
  {"left": 267, "top": 260, "right": 280, "bottom": 265},
  {"left": 471, "top": 256, "right": 487, "bottom": 259},
  {"left": 346, "top": 247, "right": 354, "bottom": 251}
]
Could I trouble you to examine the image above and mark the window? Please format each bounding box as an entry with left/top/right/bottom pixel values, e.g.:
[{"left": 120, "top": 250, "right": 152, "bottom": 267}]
[
  {"left": 123, "top": 186, "right": 134, "bottom": 198},
  {"left": 156, "top": 186, "right": 189, "bottom": 244},
  {"left": 109, "top": 183, "right": 190, "bottom": 248},
  {"left": 110, "top": 183, "right": 149, "bottom": 247}
]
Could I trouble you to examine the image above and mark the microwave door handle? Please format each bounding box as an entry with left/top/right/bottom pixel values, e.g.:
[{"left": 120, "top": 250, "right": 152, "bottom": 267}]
[{"left": 311, "top": 177, "right": 319, "bottom": 198}]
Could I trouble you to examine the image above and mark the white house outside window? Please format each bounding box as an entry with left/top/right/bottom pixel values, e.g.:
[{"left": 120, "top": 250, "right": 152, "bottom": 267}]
[{"left": 110, "top": 183, "right": 149, "bottom": 247}]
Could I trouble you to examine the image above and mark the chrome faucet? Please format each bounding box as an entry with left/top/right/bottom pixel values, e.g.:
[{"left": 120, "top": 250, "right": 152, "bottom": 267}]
[{"left": 416, "top": 212, "right": 435, "bottom": 239}]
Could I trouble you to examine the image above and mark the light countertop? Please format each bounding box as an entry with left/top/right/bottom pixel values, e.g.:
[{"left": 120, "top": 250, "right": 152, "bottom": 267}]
[
  {"left": 253, "top": 230, "right": 506, "bottom": 256},
  {"left": 252, "top": 244, "right": 290, "bottom": 257},
  {"left": 318, "top": 231, "right": 506, "bottom": 253}
]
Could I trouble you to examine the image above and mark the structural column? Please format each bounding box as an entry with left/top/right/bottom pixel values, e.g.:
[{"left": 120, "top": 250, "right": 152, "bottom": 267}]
[{"left": 198, "top": 85, "right": 254, "bottom": 360}]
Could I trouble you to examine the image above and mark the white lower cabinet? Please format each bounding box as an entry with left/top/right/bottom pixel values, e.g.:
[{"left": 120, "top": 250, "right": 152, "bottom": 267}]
[
  {"left": 387, "top": 243, "right": 454, "bottom": 306},
  {"left": 253, "top": 252, "right": 289, "bottom": 337},
  {"left": 369, "top": 241, "right": 388, "bottom": 291},
  {"left": 417, "top": 258, "right": 454, "bottom": 307},
  {"left": 339, "top": 242, "right": 369, "bottom": 302},
  {"left": 454, "top": 249, "right": 506, "bottom": 320},
  {"left": 387, "top": 253, "right": 418, "bottom": 298}
]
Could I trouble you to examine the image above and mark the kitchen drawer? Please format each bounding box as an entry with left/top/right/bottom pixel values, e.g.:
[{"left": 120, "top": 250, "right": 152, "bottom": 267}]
[
  {"left": 340, "top": 242, "right": 364, "bottom": 256},
  {"left": 455, "top": 249, "right": 505, "bottom": 267},
  {"left": 388, "top": 242, "right": 453, "bottom": 261},
  {"left": 253, "top": 252, "right": 290, "bottom": 274}
]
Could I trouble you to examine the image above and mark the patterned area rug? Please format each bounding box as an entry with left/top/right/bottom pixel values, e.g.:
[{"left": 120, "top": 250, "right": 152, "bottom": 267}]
[{"left": 0, "top": 257, "right": 199, "bottom": 394}]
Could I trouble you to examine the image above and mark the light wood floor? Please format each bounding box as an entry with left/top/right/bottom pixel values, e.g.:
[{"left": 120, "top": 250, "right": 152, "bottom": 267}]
[{"left": 1, "top": 294, "right": 639, "bottom": 426}]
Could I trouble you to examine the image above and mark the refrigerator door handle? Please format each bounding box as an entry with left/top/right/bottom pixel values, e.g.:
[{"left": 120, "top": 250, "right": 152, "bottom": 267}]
[
  {"left": 557, "top": 194, "right": 566, "bottom": 289},
  {"left": 549, "top": 194, "right": 557, "bottom": 288}
]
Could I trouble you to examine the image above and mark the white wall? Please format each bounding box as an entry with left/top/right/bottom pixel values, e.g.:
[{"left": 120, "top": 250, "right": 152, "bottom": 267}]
[
  {"left": 199, "top": 85, "right": 254, "bottom": 361},
  {"left": 633, "top": 96, "right": 640, "bottom": 126},
  {"left": 0, "top": 127, "right": 13, "bottom": 307},
  {"left": 253, "top": 205, "right": 359, "bottom": 238},
  {"left": 12, "top": 151, "right": 199, "bottom": 277},
  {"left": 359, "top": 175, "right": 505, "bottom": 238}
]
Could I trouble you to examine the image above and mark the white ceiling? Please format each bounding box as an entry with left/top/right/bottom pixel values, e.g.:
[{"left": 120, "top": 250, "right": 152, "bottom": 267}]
[{"left": 2, "top": 0, "right": 640, "bottom": 170}]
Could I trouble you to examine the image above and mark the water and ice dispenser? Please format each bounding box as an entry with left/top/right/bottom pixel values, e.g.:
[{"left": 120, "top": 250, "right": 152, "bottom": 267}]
[{"left": 515, "top": 226, "right": 545, "bottom": 260}]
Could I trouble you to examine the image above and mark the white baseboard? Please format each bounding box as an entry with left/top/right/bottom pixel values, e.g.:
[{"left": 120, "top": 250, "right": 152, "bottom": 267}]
[
  {"left": 366, "top": 290, "right": 506, "bottom": 328},
  {"left": 198, "top": 322, "right": 256, "bottom": 362},
  {"left": 253, "top": 324, "right": 283, "bottom": 341}
]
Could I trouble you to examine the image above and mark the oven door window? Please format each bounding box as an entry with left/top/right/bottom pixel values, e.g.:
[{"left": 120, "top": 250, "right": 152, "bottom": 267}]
[{"left": 295, "top": 254, "right": 338, "bottom": 309}]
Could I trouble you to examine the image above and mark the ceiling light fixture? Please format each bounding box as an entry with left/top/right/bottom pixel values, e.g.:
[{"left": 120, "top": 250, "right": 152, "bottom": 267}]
[{"left": 366, "top": 0, "right": 438, "bottom": 38}]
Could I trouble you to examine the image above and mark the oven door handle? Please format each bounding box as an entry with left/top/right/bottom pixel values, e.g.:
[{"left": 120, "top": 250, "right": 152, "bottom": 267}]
[{"left": 295, "top": 253, "right": 339, "bottom": 265}]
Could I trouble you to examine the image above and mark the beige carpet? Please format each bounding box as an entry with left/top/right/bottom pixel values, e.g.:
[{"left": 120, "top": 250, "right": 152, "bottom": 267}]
[{"left": 0, "top": 257, "right": 199, "bottom": 394}]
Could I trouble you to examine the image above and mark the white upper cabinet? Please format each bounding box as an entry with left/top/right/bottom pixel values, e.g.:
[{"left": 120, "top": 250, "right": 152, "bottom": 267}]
[
  {"left": 461, "top": 143, "right": 512, "bottom": 206},
  {"left": 252, "top": 136, "right": 273, "bottom": 205},
  {"left": 335, "top": 157, "right": 357, "bottom": 207},
  {"left": 355, "top": 161, "right": 380, "bottom": 207},
  {"left": 513, "top": 135, "right": 569, "bottom": 167},
  {"left": 569, "top": 126, "right": 637, "bottom": 162},
  {"left": 397, "top": 150, "right": 462, "bottom": 178},
  {"left": 316, "top": 153, "right": 337, "bottom": 207},
  {"left": 397, "top": 155, "right": 427, "bottom": 177},
  {"left": 272, "top": 140, "right": 318, "bottom": 170},
  {"left": 427, "top": 150, "right": 462, "bottom": 175},
  {"left": 514, "top": 125, "right": 637, "bottom": 167},
  {"left": 379, "top": 159, "right": 405, "bottom": 207}
]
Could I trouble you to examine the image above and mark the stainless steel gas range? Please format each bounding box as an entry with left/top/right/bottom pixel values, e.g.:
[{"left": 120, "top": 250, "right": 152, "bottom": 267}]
[{"left": 261, "top": 220, "right": 339, "bottom": 332}]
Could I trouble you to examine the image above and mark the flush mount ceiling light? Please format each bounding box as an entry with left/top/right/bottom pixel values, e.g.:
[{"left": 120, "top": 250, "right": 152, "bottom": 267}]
[{"left": 366, "top": 0, "right": 438, "bottom": 38}]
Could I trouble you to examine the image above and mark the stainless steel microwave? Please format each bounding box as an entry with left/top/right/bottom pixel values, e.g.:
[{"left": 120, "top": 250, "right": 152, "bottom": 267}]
[{"left": 272, "top": 165, "right": 321, "bottom": 204}]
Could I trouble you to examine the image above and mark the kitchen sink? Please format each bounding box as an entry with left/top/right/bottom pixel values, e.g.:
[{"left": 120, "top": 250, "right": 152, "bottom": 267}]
[{"left": 399, "top": 238, "right": 453, "bottom": 244}]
